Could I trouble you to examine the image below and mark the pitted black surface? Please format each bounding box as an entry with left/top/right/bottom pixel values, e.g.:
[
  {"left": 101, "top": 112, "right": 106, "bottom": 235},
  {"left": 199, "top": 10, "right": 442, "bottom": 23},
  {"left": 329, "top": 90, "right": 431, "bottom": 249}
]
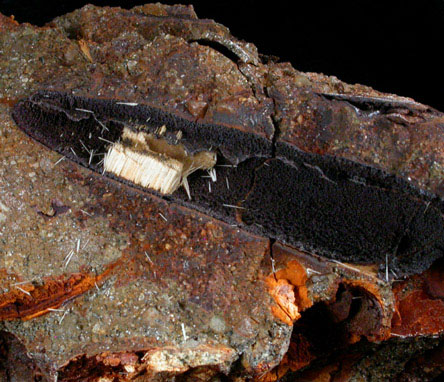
[{"left": 12, "top": 91, "right": 444, "bottom": 276}]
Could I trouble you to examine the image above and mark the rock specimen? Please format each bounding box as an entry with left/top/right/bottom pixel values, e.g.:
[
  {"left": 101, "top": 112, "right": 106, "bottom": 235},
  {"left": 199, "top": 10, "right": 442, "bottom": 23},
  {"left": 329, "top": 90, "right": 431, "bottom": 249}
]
[{"left": 1, "top": 3, "right": 444, "bottom": 381}]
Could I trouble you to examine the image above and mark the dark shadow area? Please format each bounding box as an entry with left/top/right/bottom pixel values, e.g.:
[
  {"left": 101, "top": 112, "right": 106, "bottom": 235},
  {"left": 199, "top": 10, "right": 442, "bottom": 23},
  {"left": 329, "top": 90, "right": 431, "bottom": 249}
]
[
  {"left": 0, "top": 331, "right": 43, "bottom": 381},
  {"left": 431, "top": 372, "right": 444, "bottom": 382},
  {"left": 290, "top": 283, "right": 379, "bottom": 357}
]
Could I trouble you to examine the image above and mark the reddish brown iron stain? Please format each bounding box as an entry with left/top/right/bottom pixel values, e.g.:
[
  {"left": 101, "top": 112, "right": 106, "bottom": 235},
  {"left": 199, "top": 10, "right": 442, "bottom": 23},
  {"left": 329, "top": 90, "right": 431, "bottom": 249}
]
[
  {"left": 340, "top": 280, "right": 388, "bottom": 342},
  {"left": 392, "top": 259, "right": 444, "bottom": 336},
  {"left": 0, "top": 270, "right": 111, "bottom": 320},
  {"left": 0, "top": 97, "right": 18, "bottom": 107}
]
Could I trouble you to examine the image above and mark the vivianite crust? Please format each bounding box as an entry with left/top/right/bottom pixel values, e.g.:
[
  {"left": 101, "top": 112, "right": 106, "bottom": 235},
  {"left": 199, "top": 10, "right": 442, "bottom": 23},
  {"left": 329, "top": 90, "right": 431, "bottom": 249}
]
[{"left": 1, "top": 3, "right": 444, "bottom": 381}]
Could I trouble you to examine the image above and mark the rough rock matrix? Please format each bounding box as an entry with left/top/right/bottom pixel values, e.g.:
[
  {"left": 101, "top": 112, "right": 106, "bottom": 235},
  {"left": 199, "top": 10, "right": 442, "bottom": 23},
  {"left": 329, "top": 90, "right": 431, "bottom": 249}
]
[{"left": 1, "top": 3, "right": 444, "bottom": 381}]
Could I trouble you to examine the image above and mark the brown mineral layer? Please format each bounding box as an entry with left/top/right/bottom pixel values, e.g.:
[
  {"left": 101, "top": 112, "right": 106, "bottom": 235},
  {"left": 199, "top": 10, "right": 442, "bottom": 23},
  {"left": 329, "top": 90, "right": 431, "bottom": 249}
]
[{"left": 0, "top": 3, "right": 443, "bottom": 382}]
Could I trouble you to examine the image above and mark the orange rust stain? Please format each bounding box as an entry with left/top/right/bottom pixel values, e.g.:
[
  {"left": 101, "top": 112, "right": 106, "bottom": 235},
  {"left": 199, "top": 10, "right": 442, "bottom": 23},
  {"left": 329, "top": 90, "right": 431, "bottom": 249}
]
[
  {"left": 267, "top": 278, "right": 300, "bottom": 326},
  {"left": 0, "top": 97, "right": 18, "bottom": 107},
  {"left": 100, "top": 353, "right": 123, "bottom": 367},
  {"left": 275, "top": 260, "right": 312, "bottom": 310},
  {"left": 392, "top": 289, "right": 444, "bottom": 336},
  {"left": 266, "top": 260, "right": 313, "bottom": 325},
  {"left": 392, "top": 261, "right": 444, "bottom": 337},
  {"left": 341, "top": 279, "right": 383, "bottom": 301},
  {"left": 0, "top": 269, "right": 110, "bottom": 320}
]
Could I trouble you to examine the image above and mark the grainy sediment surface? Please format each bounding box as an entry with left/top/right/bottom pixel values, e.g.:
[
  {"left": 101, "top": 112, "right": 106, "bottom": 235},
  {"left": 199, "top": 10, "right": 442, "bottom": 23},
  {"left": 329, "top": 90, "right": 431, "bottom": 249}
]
[{"left": 1, "top": 3, "right": 444, "bottom": 381}]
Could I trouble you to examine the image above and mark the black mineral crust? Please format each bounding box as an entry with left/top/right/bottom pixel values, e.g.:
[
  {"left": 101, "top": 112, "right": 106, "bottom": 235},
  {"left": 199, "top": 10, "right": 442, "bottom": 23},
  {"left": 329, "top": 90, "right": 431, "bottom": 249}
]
[{"left": 12, "top": 91, "right": 444, "bottom": 276}]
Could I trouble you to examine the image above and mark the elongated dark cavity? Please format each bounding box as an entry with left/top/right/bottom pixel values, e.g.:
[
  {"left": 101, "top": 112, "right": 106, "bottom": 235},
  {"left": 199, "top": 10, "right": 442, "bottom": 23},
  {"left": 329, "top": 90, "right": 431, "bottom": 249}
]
[{"left": 12, "top": 91, "right": 444, "bottom": 276}]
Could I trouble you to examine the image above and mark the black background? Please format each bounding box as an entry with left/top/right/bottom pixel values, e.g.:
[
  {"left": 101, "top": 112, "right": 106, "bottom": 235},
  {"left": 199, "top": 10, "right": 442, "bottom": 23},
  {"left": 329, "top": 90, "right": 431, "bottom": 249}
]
[{"left": 1, "top": 0, "right": 443, "bottom": 111}]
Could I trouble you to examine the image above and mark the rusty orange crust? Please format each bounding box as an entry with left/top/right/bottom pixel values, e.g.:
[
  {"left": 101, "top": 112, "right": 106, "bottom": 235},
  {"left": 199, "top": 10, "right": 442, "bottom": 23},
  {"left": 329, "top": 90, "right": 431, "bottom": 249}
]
[
  {"left": 266, "top": 278, "right": 300, "bottom": 326},
  {"left": 262, "top": 257, "right": 444, "bottom": 382},
  {"left": 265, "top": 260, "right": 313, "bottom": 326},
  {"left": 273, "top": 260, "right": 312, "bottom": 311},
  {"left": 0, "top": 268, "right": 112, "bottom": 320},
  {"left": 0, "top": 97, "right": 18, "bottom": 107},
  {"left": 261, "top": 243, "right": 394, "bottom": 381},
  {"left": 392, "top": 259, "right": 444, "bottom": 337}
]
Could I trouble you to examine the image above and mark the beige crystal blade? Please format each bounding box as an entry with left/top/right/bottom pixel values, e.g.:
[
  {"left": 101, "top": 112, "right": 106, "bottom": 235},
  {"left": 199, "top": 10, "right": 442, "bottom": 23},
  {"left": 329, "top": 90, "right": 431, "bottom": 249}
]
[{"left": 104, "top": 127, "right": 216, "bottom": 196}]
